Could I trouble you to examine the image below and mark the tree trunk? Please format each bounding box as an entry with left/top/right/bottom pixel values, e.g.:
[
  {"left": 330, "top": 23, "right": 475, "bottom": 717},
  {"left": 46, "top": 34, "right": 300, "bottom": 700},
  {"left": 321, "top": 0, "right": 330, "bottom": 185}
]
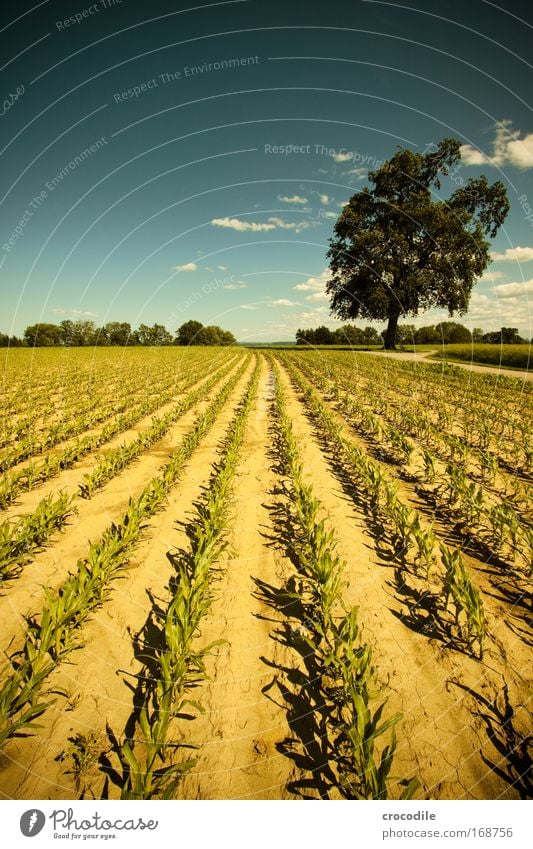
[{"left": 384, "top": 308, "right": 401, "bottom": 350}]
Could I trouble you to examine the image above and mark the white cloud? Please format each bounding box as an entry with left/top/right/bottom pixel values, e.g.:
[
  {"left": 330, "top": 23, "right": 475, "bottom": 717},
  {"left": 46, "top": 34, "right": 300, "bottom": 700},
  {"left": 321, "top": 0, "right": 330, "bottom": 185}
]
[
  {"left": 268, "top": 216, "right": 312, "bottom": 232},
  {"left": 306, "top": 291, "right": 330, "bottom": 302},
  {"left": 172, "top": 262, "right": 198, "bottom": 272},
  {"left": 460, "top": 121, "right": 533, "bottom": 169},
  {"left": 320, "top": 210, "right": 337, "bottom": 219},
  {"left": 270, "top": 298, "right": 299, "bottom": 307},
  {"left": 52, "top": 308, "right": 98, "bottom": 317},
  {"left": 331, "top": 150, "right": 353, "bottom": 163},
  {"left": 464, "top": 289, "right": 531, "bottom": 330},
  {"left": 278, "top": 194, "right": 308, "bottom": 204},
  {"left": 319, "top": 194, "right": 330, "bottom": 205},
  {"left": 479, "top": 269, "right": 505, "bottom": 281},
  {"left": 223, "top": 281, "right": 248, "bottom": 289},
  {"left": 289, "top": 308, "right": 339, "bottom": 326},
  {"left": 458, "top": 147, "right": 488, "bottom": 166},
  {"left": 345, "top": 167, "right": 367, "bottom": 180},
  {"left": 217, "top": 265, "right": 228, "bottom": 270},
  {"left": 212, "top": 217, "right": 276, "bottom": 232},
  {"left": 293, "top": 268, "right": 331, "bottom": 292},
  {"left": 212, "top": 216, "right": 311, "bottom": 233},
  {"left": 493, "top": 278, "right": 533, "bottom": 299},
  {"left": 490, "top": 246, "right": 533, "bottom": 262},
  {"left": 239, "top": 304, "right": 256, "bottom": 310}
]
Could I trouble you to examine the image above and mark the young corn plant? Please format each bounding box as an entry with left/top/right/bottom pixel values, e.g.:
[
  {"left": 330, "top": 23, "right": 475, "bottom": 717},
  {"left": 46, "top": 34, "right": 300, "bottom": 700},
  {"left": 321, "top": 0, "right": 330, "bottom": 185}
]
[
  {"left": 118, "top": 357, "right": 260, "bottom": 799},
  {"left": 272, "top": 360, "right": 418, "bottom": 800},
  {"left": 440, "top": 546, "right": 486, "bottom": 659},
  {"left": 78, "top": 360, "right": 236, "bottom": 499},
  {"left": 1, "top": 356, "right": 233, "bottom": 509},
  {"left": 0, "top": 492, "right": 76, "bottom": 582},
  {"left": 0, "top": 358, "right": 251, "bottom": 748}
]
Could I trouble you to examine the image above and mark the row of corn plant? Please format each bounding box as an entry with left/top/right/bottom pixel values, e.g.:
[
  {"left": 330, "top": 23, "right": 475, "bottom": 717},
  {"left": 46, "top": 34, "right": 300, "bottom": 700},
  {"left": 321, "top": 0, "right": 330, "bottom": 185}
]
[
  {"left": 270, "top": 359, "right": 418, "bottom": 799},
  {"left": 277, "top": 354, "right": 488, "bottom": 660},
  {"left": 293, "top": 356, "right": 531, "bottom": 574},
  {"left": 78, "top": 356, "right": 237, "bottom": 499},
  {"left": 1, "top": 351, "right": 194, "bottom": 466},
  {"left": 117, "top": 357, "right": 261, "bottom": 799},
  {"left": 0, "top": 352, "right": 236, "bottom": 509},
  {"left": 0, "top": 493, "right": 76, "bottom": 583},
  {"left": 297, "top": 350, "right": 531, "bottom": 478},
  {"left": 0, "top": 355, "right": 251, "bottom": 747},
  {"left": 294, "top": 352, "right": 530, "bottom": 512},
  {"left": 0, "top": 360, "right": 236, "bottom": 588},
  {"left": 1, "top": 388, "right": 137, "bottom": 472},
  {"left": 0, "top": 346, "right": 215, "bottom": 467}
]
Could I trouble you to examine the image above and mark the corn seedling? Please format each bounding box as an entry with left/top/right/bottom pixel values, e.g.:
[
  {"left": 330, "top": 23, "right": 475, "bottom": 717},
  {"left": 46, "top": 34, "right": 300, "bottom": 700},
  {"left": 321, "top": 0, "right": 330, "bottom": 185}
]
[
  {"left": 118, "top": 357, "right": 260, "bottom": 798},
  {"left": 440, "top": 546, "right": 486, "bottom": 659}
]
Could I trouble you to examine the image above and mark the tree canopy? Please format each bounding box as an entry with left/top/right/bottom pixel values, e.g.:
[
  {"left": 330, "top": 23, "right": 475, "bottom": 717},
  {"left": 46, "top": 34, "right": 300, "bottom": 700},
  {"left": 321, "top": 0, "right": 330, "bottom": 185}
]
[
  {"left": 175, "top": 320, "right": 236, "bottom": 346},
  {"left": 326, "top": 138, "right": 510, "bottom": 349},
  {"left": 296, "top": 324, "right": 381, "bottom": 346},
  {"left": 2, "top": 319, "right": 236, "bottom": 347}
]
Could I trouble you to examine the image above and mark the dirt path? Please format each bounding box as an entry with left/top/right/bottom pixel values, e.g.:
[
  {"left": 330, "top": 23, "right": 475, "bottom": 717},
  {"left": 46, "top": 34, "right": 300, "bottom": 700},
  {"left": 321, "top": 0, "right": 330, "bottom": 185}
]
[{"left": 362, "top": 350, "right": 533, "bottom": 382}]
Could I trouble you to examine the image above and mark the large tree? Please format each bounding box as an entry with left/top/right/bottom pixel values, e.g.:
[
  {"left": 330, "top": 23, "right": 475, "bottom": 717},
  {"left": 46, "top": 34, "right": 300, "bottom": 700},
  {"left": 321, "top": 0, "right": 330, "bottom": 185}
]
[
  {"left": 175, "top": 319, "right": 204, "bottom": 345},
  {"left": 326, "top": 139, "right": 509, "bottom": 349}
]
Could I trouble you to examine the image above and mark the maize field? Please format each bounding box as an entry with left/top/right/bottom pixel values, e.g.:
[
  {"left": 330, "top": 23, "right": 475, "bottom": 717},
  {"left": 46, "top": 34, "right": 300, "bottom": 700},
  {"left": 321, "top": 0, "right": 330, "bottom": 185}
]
[{"left": 0, "top": 346, "right": 530, "bottom": 800}]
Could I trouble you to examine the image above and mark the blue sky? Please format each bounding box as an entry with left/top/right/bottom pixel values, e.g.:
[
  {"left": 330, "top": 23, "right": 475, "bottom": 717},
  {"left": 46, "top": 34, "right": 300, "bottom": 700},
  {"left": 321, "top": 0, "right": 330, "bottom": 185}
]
[{"left": 1, "top": 0, "right": 532, "bottom": 341}]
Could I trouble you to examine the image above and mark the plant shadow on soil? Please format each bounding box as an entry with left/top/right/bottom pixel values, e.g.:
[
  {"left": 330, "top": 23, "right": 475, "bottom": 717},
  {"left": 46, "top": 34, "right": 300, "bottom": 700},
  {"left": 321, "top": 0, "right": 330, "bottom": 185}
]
[
  {"left": 244, "top": 416, "right": 343, "bottom": 798},
  {"left": 252, "top": 492, "right": 340, "bottom": 799},
  {"left": 450, "top": 681, "right": 532, "bottom": 799},
  {"left": 98, "top": 487, "right": 224, "bottom": 800}
]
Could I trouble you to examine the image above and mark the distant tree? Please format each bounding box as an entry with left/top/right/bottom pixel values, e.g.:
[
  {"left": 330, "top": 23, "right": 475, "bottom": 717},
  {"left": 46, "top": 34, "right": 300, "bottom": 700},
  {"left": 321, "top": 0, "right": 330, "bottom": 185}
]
[
  {"left": 94, "top": 326, "right": 110, "bottom": 345},
  {"left": 175, "top": 320, "right": 235, "bottom": 346},
  {"left": 24, "top": 323, "right": 64, "bottom": 346},
  {"left": 334, "top": 324, "right": 382, "bottom": 346},
  {"left": 500, "top": 327, "right": 524, "bottom": 344},
  {"left": 104, "top": 322, "right": 132, "bottom": 346},
  {"left": 434, "top": 321, "right": 471, "bottom": 344},
  {"left": 59, "top": 320, "right": 76, "bottom": 346},
  {"left": 397, "top": 324, "right": 417, "bottom": 346},
  {"left": 335, "top": 324, "right": 364, "bottom": 345},
  {"left": 472, "top": 327, "right": 484, "bottom": 343},
  {"left": 414, "top": 324, "right": 440, "bottom": 344},
  {"left": 196, "top": 325, "right": 221, "bottom": 345},
  {"left": 136, "top": 323, "right": 173, "bottom": 345},
  {"left": 296, "top": 328, "right": 315, "bottom": 345},
  {"left": 0, "top": 332, "right": 24, "bottom": 347},
  {"left": 314, "top": 325, "right": 335, "bottom": 345},
  {"left": 135, "top": 323, "right": 152, "bottom": 345},
  {"left": 176, "top": 320, "right": 205, "bottom": 345},
  {"left": 218, "top": 329, "right": 237, "bottom": 346},
  {"left": 326, "top": 138, "right": 509, "bottom": 348},
  {"left": 483, "top": 327, "right": 524, "bottom": 344},
  {"left": 60, "top": 319, "right": 96, "bottom": 346},
  {"left": 361, "top": 326, "right": 381, "bottom": 345}
]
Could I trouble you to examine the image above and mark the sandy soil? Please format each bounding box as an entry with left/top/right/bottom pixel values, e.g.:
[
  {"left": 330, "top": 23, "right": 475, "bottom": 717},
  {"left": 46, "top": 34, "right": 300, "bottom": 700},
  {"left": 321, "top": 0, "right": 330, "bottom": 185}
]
[
  {"left": 0, "top": 351, "right": 530, "bottom": 801},
  {"left": 0, "top": 355, "right": 253, "bottom": 799}
]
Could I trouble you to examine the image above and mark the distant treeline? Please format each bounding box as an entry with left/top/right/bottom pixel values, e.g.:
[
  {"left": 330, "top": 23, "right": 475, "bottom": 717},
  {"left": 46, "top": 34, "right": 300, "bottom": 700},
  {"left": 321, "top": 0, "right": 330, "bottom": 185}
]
[
  {"left": 296, "top": 325, "right": 382, "bottom": 345},
  {"left": 296, "top": 322, "right": 530, "bottom": 346},
  {"left": 0, "top": 319, "right": 236, "bottom": 347}
]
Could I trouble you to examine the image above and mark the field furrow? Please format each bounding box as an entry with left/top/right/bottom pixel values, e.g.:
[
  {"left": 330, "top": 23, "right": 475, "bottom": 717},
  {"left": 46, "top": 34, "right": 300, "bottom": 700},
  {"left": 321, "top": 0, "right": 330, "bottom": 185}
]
[{"left": 0, "top": 347, "right": 529, "bottom": 801}]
